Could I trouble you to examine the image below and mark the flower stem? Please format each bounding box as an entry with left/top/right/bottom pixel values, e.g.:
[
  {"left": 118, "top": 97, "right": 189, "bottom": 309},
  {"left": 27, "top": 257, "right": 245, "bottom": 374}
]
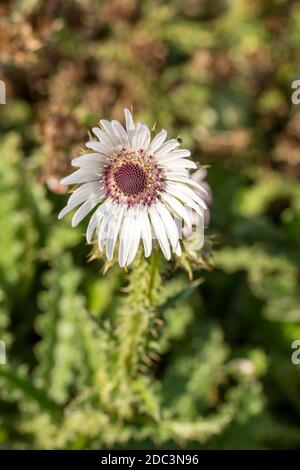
[{"left": 148, "top": 248, "right": 159, "bottom": 305}]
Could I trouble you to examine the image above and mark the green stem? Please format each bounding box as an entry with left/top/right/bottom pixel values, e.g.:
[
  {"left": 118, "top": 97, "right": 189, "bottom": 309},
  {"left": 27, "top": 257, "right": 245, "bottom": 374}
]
[{"left": 148, "top": 249, "right": 159, "bottom": 305}]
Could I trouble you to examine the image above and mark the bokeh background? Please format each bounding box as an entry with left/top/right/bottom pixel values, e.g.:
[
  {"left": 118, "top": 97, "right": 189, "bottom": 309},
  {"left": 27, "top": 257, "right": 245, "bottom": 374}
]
[{"left": 1, "top": 0, "right": 300, "bottom": 450}]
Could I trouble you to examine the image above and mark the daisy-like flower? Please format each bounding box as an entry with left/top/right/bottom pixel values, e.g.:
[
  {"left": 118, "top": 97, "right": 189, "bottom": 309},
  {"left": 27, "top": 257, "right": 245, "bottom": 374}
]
[{"left": 58, "top": 109, "right": 207, "bottom": 267}]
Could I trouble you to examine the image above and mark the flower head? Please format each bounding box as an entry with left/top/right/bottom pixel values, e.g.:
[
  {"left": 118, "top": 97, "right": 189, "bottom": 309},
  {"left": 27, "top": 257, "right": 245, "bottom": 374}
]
[{"left": 59, "top": 109, "right": 207, "bottom": 267}]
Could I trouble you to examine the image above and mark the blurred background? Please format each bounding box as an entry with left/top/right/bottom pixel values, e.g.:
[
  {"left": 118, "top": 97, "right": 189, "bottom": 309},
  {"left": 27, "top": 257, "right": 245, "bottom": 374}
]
[{"left": 1, "top": 0, "right": 300, "bottom": 450}]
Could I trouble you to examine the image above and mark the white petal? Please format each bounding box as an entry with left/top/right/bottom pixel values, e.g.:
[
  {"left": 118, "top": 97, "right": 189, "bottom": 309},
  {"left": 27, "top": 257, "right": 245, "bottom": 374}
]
[
  {"left": 71, "top": 153, "right": 107, "bottom": 167},
  {"left": 105, "top": 205, "right": 124, "bottom": 260},
  {"left": 166, "top": 172, "right": 190, "bottom": 182},
  {"left": 165, "top": 185, "right": 204, "bottom": 216},
  {"left": 165, "top": 169, "right": 190, "bottom": 178},
  {"left": 156, "top": 201, "right": 181, "bottom": 254},
  {"left": 131, "top": 123, "right": 142, "bottom": 150},
  {"left": 126, "top": 212, "right": 141, "bottom": 266},
  {"left": 124, "top": 108, "right": 135, "bottom": 131},
  {"left": 154, "top": 139, "right": 180, "bottom": 159},
  {"left": 149, "top": 206, "right": 171, "bottom": 260},
  {"left": 92, "top": 127, "right": 108, "bottom": 144},
  {"left": 71, "top": 198, "right": 98, "bottom": 227},
  {"left": 131, "top": 123, "right": 150, "bottom": 151},
  {"left": 86, "top": 140, "right": 113, "bottom": 157},
  {"left": 118, "top": 211, "right": 133, "bottom": 267},
  {"left": 60, "top": 168, "right": 99, "bottom": 185},
  {"left": 165, "top": 175, "right": 208, "bottom": 195},
  {"left": 142, "top": 125, "right": 151, "bottom": 151},
  {"left": 58, "top": 182, "right": 101, "bottom": 220},
  {"left": 98, "top": 121, "right": 120, "bottom": 147},
  {"left": 58, "top": 181, "right": 103, "bottom": 219},
  {"left": 147, "top": 129, "right": 167, "bottom": 154},
  {"left": 160, "top": 193, "right": 192, "bottom": 227},
  {"left": 174, "top": 241, "right": 182, "bottom": 256},
  {"left": 140, "top": 210, "right": 152, "bottom": 257},
  {"left": 99, "top": 119, "right": 120, "bottom": 146},
  {"left": 158, "top": 155, "right": 191, "bottom": 166},
  {"left": 167, "top": 182, "right": 207, "bottom": 210},
  {"left": 68, "top": 182, "right": 103, "bottom": 206},
  {"left": 98, "top": 212, "right": 110, "bottom": 252},
  {"left": 160, "top": 149, "right": 191, "bottom": 161},
  {"left": 92, "top": 127, "right": 117, "bottom": 149},
  {"left": 131, "top": 123, "right": 145, "bottom": 151},
  {"left": 162, "top": 159, "right": 197, "bottom": 169},
  {"left": 111, "top": 120, "right": 129, "bottom": 147},
  {"left": 86, "top": 200, "right": 111, "bottom": 243},
  {"left": 58, "top": 205, "right": 74, "bottom": 220}
]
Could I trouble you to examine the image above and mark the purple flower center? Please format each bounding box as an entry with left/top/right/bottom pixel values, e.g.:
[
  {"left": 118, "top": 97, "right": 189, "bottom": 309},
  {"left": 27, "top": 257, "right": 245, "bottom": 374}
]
[
  {"left": 103, "top": 149, "right": 165, "bottom": 207},
  {"left": 113, "top": 163, "right": 148, "bottom": 196}
]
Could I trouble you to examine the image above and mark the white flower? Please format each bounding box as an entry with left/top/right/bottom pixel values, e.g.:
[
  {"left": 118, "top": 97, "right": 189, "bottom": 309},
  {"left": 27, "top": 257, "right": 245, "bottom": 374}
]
[{"left": 58, "top": 109, "right": 207, "bottom": 267}]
